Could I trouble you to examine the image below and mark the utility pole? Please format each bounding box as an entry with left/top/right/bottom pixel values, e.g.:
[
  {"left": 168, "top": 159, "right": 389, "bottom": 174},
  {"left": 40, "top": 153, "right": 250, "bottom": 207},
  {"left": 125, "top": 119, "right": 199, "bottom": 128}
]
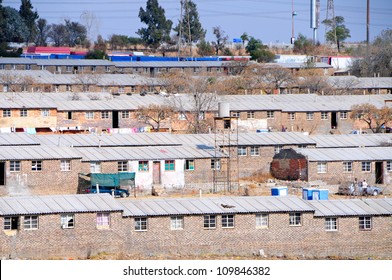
[
  {"left": 291, "top": 0, "right": 296, "bottom": 44},
  {"left": 366, "top": 0, "right": 370, "bottom": 46},
  {"left": 325, "top": 0, "right": 337, "bottom": 49}
]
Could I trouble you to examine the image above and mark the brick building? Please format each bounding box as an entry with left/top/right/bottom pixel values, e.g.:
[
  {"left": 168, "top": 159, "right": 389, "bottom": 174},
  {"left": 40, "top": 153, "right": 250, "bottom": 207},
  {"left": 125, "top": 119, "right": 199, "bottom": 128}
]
[{"left": 0, "top": 194, "right": 391, "bottom": 259}]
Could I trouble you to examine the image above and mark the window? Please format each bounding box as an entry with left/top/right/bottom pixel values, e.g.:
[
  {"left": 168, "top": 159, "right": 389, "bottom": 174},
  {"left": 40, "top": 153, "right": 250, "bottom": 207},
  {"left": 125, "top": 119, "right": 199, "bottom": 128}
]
[
  {"left": 60, "top": 214, "right": 74, "bottom": 229},
  {"left": 211, "top": 159, "right": 221, "bottom": 170},
  {"left": 135, "top": 217, "right": 147, "bottom": 231},
  {"left": 90, "top": 162, "right": 101, "bottom": 173},
  {"left": 185, "top": 159, "right": 195, "bottom": 171},
  {"left": 321, "top": 112, "right": 328, "bottom": 120},
  {"left": 222, "top": 215, "right": 234, "bottom": 228},
  {"left": 165, "top": 160, "right": 175, "bottom": 171},
  {"left": 20, "top": 109, "right": 27, "bottom": 117},
  {"left": 4, "top": 216, "right": 19, "bottom": 230},
  {"left": 289, "top": 213, "right": 301, "bottom": 226},
  {"left": 66, "top": 66, "right": 72, "bottom": 72},
  {"left": 118, "top": 161, "right": 128, "bottom": 172},
  {"left": 237, "top": 146, "right": 247, "bottom": 156},
  {"left": 256, "top": 214, "right": 268, "bottom": 228},
  {"left": 340, "top": 112, "right": 348, "bottom": 119},
  {"left": 24, "top": 216, "right": 38, "bottom": 230},
  {"left": 2, "top": 109, "right": 11, "bottom": 117},
  {"left": 41, "top": 109, "right": 49, "bottom": 117},
  {"left": 91, "top": 66, "right": 96, "bottom": 73},
  {"left": 121, "top": 111, "right": 129, "bottom": 119},
  {"left": 343, "top": 161, "right": 352, "bottom": 173},
  {"left": 288, "top": 112, "right": 295, "bottom": 120},
  {"left": 101, "top": 111, "right": 109, "bottom": 119},
  {"left": 359, "top": 217, "right": 372, "bottom": 230},
  {"left": 105, "top": 66, "right": 111, "bottom": 72},
  {"left": 78, "top": 66, "right": 85, "bottom": 72},
  {"left": 118, "top": 86, "right": 125, "bottom": 93},
  {"left": 60, "top": 160, "right": 71, "bottom": 171},
  {"left": 317, "top": 162, "right": 327, "bottom": 173},
  {"left": 170, "top": 216, "right": 184, "bottom": 230},
  {"left": 138, "top": 161, "right": 149, "bottom": 171},
  {"left": 231, "top": 111, "right": 239, "bottom": 117},
  {"left": 267, "top": 111, "right": 274, "bottom": 119},
  {"left": 250, "top": 146, "right": 259, "bottom": 156},
  {"left": 66, "top": 85, "right": 72, "bottom": 91},
  {"left": 274, "top": 146, "right": 283, "bottom": 154},
  {"left": 10, "top": 161, "right": 21, "bottom": 172},
  {"left": 32, "top": 161, "right": 42, "bottom": 171},
  {"left": 362, "top": 161, "right": 371, "bottom": 172},
  {"left": 96, "top": 213, "right": 110, "bottom": 227},
  {"left": 325, "top": 217, "right": 337, "bottom": 231},
  {"left": 247, "top": 111, "right": 255, "bottom": 119},
  {"left": 387, "top": 161, "right": 392, "bottom": 172},
  {"left": 306, "top": 112, "right": 314, "bottom": 120},
  {"left": 66, "top": 111, "right": 73, "bottom": 120},
  {"left": 203, "top": 215, "right": 216, "bottom": 229},
  {"left": 85, "top": 112, "right": 94, "bottom": 119},
  {"left": 178, "top": 112, "right": 186, "bottom": 120}
]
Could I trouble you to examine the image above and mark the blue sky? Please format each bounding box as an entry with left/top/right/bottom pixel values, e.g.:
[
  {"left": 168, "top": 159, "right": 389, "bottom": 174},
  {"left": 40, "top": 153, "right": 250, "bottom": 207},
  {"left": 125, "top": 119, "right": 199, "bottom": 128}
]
[{"left": 3, "top": 0, "right": 392, "bottom": 44}]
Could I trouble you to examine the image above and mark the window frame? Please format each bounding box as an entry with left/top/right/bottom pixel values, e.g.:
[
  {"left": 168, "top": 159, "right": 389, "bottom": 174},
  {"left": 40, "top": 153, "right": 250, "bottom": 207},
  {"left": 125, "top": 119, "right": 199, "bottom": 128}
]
[
  {"left": 387, "top": 161, "right": 392, "bottom": 173},
  {"left": 266, "top": 111, "right": 274, "bottom": 119},
  {"left": 256, "top": 213, "right": 269, "bottom": 228},
  {"left": 85, "top": 111, "right": 94, "bottom": 119},
  {"left": 250, "top": 146, "right": 260, "bottom": 156},
  {"left": 60, "top": 160, "right": 71, "bottom": 171},
  {"left": 138, "top": 161, "right": 149, "bottom": 172},
  {"left": 20, "top": 109, "right": 28, "bottom": 117},
  {"left": 24, "top": 215, "right": 38, "bottom": 230},
  {"left": 90, "top": 162, "right": 101, "bottom": 173},
  {"left": 325, "top": 217, "right": 337, "bottom": 231},
  {"left": 118, "top": 161, "right": 128, "bottom": 172},
  {"left": 185, "top": 159, "right": 195, "bottom": 171},
  {"left": 340, "top": 111, "right": 348, "bottom": 119},
  {"left": 170, "top": 216, "right": 184, "bottom": 230},
  {"left": 96, "top": 213, "right": 110, "bottom": 227},
  {"left": 247, "top": 111, "right": 255, "bottom": 119},
  {"left": 237, "top": 146, "right": 247, "bottom": 156},
  {"left": 221, "top": 214, "right": 235, "bottom": 228},
  {"left": 359, "top": 216, "right": 372, "bottom": 231},
  {"left": 134, "top": 217, "right": 148, "bottom": 231},
  {"left": 60, "top": 214, "right": 75, "bottom": 229},
  {"left": 32, "top": 160, "right": 42, "bottom": 171},
  {"left": 211, "top": 159, "right": 221, "bottom": 170},
  {"left": 362, "top": 161, "right": 371, "bottom": 172},
  {"left": 203, "top": 215, "right": 216, "bottom": 229},
  {"left": 317, "top": 162, "right": 327, "bottom": 174},
  {"left": 101, "top": 111, "right": 109, "bottom": 119},
  {"left": 41, "top": 109, "right": 50, "bottom": 117},
  {"left": 343, "top": 161, "right": 352, "bottom": 173},
  {"left": 164, "top": 160, "right": 175, "bottom": 171},
  {"left": 10, "top": 161, "right": 21, "bottom": 172},
  {"left": 321, "top": 112, "right": 328, "bottom": 120},
  {"left": 4, "top": 216, "right": 19, "bottom": 230},
  {"left": 2, "top": 109, "right": 11, "bottom": 118},
  {"left": 288, "top": 112, "right": 295, "bottom": 120},
  {"left": 289, "top": 213, "right": 301, "bottom": 226},
  {"left": 121, "top": 111, "right": 130, "bottom": 119},
  {"left": 306, "top": 112, "right": 314, "bottom": 120}
]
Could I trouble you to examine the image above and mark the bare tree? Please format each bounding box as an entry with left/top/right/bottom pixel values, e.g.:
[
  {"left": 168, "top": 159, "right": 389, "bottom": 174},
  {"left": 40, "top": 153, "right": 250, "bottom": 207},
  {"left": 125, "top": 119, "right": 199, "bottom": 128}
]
[
  {"left": 251, "top": 65, "right": 296, "bottom": 94},
  {"left": 298, "top": 75, "right": 331, "bottom": 94},
  {"left": 351, "top": 103, "right": 392, "bottom": 133},
  {"left": 136, "top": 104, "right": 174, "bottom": 132},
  {"left": 80, "top": 10, "right": 100, "bottom": 46}
]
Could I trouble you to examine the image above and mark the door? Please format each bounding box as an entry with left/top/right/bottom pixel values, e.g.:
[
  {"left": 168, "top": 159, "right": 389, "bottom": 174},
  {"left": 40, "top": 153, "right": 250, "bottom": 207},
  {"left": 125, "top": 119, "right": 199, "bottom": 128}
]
[
  {"left": 112, "top": 111, "right": 119, "bottom": 128},
  {"left": 0, "top": 162, "right": 5, "bottom": 186},
  {"left": 153, "top": 161, "right": 161, "bottom": 184},
  {"left": 331, "top": 112, "right": 337, "bottom": 129},
  {"left": 375, "top": 161, "right": 383, "bottom": 184}
]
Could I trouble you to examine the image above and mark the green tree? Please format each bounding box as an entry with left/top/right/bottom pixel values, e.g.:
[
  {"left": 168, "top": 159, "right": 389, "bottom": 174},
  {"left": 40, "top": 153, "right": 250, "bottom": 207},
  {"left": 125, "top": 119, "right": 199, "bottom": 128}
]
[
  {"left": 240, "top": 32, "right": 249, "bottom": 48},
  {"left": 0, "top": 0, "right": 5, "bottom": 42},
  {"left": 245, "top": 37, "right": 274, "bottom": 62},
  {"left": 35, "top": 18, "right": 49, "bottom": 46},
  {"left": 48, "top": 23, "right": 67, "bottom": 46},
  {"left": 174, "top": 0, "right": 205, "bottom": 43},
  {"left": 322, "top": 16, "right": 350, "bottom": 52},
  {"left": 196, "top": 39, "right": 214, "bottom": 56},
  {"left": 293, "top": 33, "right": 314, "bottom": 54},
  {"left": 3, "top": 6, "right": 28, "bottom": 42},
  {"left": 64, "top": 19, "right": 87, "bottom": 47},
  {"left": 137, "top": 0, "right": 173, "bottom": 51},
  {"left": 19, "top": 0, "right": 38, "bottom": 44}
]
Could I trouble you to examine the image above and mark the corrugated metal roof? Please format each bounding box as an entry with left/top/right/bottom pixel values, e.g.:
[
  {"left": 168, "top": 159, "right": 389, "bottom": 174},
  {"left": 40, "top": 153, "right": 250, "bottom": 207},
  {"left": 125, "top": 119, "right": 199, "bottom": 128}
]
[
  {"left": 114, "top": 61, "right": 225, "bottom": 68},
  {"left": 120, "top": 196, "right": 314, "bottom": 217},
  {"left": 307, "top": 198, "right": 392, "bottom": 217},
  {"left": 0, "top": 146, "right": 82, "bottom": 160},
  {"left": 0, "top": 58, "right": 36, "bottom": 64},
  {"left": 0, "top": 194, "right": 123, "bottom": 216},
  {"left": 310, "top": 134, "right": 392, "bottom": 148},
  {"left": 75, "top": 145, "right": 223, "bottom": 161},
  {"left": 0, "top": 133, "right": 40, "bottom": 146},
  {"left": 296, "top": 146, "right": 392, "bottom": 161},
  {"left": 35, "top": 59, "right": 114, "bottom": 66}
]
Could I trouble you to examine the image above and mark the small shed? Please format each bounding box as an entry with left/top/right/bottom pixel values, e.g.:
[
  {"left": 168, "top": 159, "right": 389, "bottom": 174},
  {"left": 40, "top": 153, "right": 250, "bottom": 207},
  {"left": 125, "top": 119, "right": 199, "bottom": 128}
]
[{"left": 270, "top": 148, "right": 308, "bottom": 181}]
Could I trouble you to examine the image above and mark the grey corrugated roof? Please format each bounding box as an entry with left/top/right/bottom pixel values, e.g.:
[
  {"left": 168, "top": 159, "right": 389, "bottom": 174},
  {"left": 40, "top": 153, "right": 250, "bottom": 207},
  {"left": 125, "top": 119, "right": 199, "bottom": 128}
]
[
  {"left": 0, "top": 146, "right": 82, "bottom": 160},
  {"left": 296, "top": 146, "right": 392, "bottom": 161},
  {"left": 35, "top": 59, "right": 114, "bottom": 66},
  {"left": 0, "top": 194, "right": 123, "bottom": 216},
  {"left": 310, "top": 134, "right": 392, "bottom": 148},
  {"left": 114, "top": 61, "right": 225, "bottom": 68},
  {"left": 0, "top": 58, "right": 36, "bottom": 64},
  {"left": 307, "top": 198, "right": 392, "bottom": 217},
  {"left": 33, "top": 133, "right": 181, "bottom": 147},
  {"left": 120, "top": 195, "right": 314, "bottom": 217},
  {"left": 75, "top": 145, "right": 223, "bottom": 162},
  {"left": 0, "top": 133, "right": 40, "bottom": 146}
]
